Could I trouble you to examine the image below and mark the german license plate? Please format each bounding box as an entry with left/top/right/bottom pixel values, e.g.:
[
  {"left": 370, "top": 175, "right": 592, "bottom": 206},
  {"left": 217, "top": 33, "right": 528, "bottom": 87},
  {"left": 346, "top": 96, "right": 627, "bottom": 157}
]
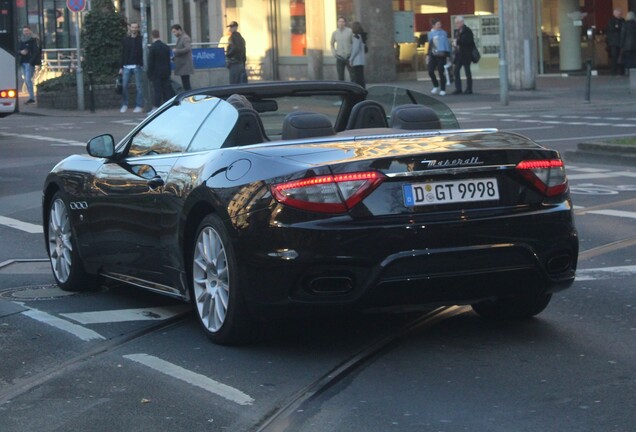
[{"left": 403, "top": 178, "right": 499, "bottom": 207}]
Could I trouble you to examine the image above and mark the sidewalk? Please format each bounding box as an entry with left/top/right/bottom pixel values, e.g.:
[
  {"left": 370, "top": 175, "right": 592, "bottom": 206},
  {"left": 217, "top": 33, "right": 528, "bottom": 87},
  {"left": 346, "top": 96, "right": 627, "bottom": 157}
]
[{"left": 17, "top": 74, "right": 635, "bottom": 118}]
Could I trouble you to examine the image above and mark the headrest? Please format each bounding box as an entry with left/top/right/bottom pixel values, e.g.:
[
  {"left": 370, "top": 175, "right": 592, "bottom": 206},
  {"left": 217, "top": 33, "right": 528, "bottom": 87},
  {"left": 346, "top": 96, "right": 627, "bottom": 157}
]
[
  {"left": 282, "top": 111, "right": 335, "bottom": 140},
  {"left": 226, "top": 94, "right": 253, "bottom": 110},
  {"left": 346, "top": 100, "right": 388, "bottom": 130},
  {"left": 390, "top": 104, "right": 441, "bottom": 130}
]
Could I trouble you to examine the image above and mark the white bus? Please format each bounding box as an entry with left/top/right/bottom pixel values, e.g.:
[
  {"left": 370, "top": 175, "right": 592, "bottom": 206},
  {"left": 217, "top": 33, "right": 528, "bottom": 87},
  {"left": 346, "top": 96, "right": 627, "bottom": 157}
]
[{"left": 0, "top": 0, "right": 17, "bottom": 117}]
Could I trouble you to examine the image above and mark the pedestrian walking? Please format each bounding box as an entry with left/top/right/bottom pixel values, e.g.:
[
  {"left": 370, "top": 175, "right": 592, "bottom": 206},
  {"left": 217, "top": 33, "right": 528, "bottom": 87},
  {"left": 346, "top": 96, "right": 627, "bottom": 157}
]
[
  {"left": 119, "top": 22, "right": 144, "bottom": 113},
  {"left": 330, "top": 16, "right": 353, "bottom": 81},
  {"left": 606, "top": 8, "right": 625, "bottom": 75},
  {"left": 147, "top": 29, "right": 175, "bottom": 113},
  {"left": 621, "top": 11, "right": 636, "bottom": 73},
  {"left": 225, "top": 21, "right": 247, "bottom": 84},
  {"left": 452, "top": 16, "right": 475, "bottom": 95},
  {"left": 427, "top": 18, "right": 451, "bottom": 96},
  {"left": 19, "top": 25, "right": 41, "bottom": 105},
  {"left": 349, "top": 21, "right": 366, "bottom": 88},
  {"left": 171, "top": 24, "right": 194, "bottom": 91}
]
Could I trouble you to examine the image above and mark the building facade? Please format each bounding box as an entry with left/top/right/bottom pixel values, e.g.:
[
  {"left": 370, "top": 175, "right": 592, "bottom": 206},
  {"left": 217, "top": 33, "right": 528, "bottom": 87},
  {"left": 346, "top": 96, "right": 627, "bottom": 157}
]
[{"left": 12, "top": 0, "right": 636, "bottom": 87}]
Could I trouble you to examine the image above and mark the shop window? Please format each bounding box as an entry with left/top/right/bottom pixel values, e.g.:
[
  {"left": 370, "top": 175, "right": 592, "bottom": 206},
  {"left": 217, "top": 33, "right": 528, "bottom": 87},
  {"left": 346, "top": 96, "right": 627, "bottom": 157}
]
[{"left": 277, "top": 0, "right": 306, "bottom": 56}]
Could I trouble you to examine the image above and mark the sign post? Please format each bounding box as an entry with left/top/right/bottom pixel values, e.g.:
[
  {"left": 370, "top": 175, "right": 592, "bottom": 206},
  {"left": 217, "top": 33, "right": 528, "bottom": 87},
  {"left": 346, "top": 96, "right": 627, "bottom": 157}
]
[{"left": 66, "top": 0, "right": 86, "bottom": 110}]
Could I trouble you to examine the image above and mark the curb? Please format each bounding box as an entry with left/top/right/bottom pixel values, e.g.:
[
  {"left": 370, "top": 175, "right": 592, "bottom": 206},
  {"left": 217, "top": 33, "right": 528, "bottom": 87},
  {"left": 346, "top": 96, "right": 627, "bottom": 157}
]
[{"left": 564, "top": 141, "right": 636, "bottom": 166}]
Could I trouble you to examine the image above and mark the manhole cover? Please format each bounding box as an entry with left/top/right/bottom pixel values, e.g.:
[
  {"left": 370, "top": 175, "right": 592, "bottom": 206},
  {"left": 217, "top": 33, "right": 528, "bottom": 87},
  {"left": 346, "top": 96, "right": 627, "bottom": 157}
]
[{"left": 0, "top": 284, "right": 80, "bottom": 300}]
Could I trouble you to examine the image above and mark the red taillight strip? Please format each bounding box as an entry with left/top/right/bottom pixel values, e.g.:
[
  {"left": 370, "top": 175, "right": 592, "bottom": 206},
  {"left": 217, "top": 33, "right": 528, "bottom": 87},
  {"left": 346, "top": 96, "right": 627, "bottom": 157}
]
[
  {"left": 272, "top": 171, "right": 385, "bottom": 214},
  {"left": 274, "top": 174, "right": 336, "bottom": 192},
  {"left": 516, "top": 159, "right": 563, "bottom": 170},
  {"left": 516, "top": 159, "right": 567, "bottom": 197}
]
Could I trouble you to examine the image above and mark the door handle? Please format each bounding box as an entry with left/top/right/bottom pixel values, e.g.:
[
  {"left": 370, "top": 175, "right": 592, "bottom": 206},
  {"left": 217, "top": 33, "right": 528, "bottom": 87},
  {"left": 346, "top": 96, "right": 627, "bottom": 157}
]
[{"left": 147, "top": 176, "right": 165, "bottom": 189}]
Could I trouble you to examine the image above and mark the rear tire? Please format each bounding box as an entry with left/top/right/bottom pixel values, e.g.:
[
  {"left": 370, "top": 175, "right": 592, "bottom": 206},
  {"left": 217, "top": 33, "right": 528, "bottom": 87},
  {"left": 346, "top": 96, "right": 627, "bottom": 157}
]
[
  {"left": 191, "top": 214, "right": 253, "bottom": 345},
  {"left": 47, "top": 192, "right": 97, "bottom": 292},
  {"left": 471, "top": 292, "right": 552, "bottom": 320}
]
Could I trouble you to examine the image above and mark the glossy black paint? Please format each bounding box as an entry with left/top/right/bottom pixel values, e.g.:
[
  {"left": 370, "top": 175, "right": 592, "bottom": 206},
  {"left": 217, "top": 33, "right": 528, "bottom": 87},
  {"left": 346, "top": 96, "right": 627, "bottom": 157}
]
[{"left": 42, "top": 82, "right": 578, "bottom": 313}]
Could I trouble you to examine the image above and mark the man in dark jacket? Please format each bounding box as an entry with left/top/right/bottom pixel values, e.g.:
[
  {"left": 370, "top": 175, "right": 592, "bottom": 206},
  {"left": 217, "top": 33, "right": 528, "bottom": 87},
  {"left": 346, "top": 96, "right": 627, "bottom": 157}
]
[
  {"left": 225, "top": 21, "right": 247, "bottom": 84},
  {"left": 452, "top": 16, "right": 475, "bottom": 95},
  {"left": 119, "top": 22, "right": 144, "bottom": 113},
  {"left": 606, "top": 8, "right": 625, "bottom": 75},
  {"left": 19, "top": 26, "right": 40, "bottom": 104},
  {"left": 147, "top": 29, "right": 175, "bottom": 112},
  {"left": 621, "top": 11, "right": 636, "bottom": 72}
]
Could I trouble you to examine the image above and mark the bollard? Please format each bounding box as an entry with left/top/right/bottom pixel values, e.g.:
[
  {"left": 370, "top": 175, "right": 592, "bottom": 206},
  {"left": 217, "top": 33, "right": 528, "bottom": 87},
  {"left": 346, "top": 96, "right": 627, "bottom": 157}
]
[
  {"left": 88, "top": 71, "right": 95, "bottom": 113},
  {"left": 584, "top": 60, "right": 592, "bottom": 103}
]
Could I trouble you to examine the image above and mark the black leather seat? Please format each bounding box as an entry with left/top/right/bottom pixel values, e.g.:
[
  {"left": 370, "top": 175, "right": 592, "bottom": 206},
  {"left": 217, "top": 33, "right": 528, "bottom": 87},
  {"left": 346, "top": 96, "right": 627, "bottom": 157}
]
[
  {"left": 282, "top": 111, "right": 335, "bottom": 140},
  {"left": 222, "top": 107, "right": 269, "bottom": 147},
  {"left": 345, "top": 100, "right": 389, "bottom": 130},
  {"left": 390, "top": 104, "right": 441, "bottom": 130}
]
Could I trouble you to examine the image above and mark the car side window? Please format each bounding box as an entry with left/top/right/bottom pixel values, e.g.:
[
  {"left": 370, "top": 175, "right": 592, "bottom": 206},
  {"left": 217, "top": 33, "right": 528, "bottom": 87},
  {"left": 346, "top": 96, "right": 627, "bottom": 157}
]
[
  {"left": 187, "top": 99, "right": 239, "bottom": 152},
  {"left": 127, "top": 96, "right": 221, "bottom": 158}
]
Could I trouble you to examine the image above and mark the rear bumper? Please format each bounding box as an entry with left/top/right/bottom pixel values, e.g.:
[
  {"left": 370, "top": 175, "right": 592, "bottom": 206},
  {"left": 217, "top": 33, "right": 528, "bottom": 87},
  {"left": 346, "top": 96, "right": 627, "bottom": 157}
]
[{"left": 236, "top": 204, "right": 578, "bottom": 308}]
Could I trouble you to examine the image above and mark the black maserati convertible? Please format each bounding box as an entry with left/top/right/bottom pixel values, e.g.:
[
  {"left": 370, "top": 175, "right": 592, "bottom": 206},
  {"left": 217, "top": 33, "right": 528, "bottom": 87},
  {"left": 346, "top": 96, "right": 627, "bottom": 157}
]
[{"left": 43, "top": 81, "right": 578, "bottom": 344}]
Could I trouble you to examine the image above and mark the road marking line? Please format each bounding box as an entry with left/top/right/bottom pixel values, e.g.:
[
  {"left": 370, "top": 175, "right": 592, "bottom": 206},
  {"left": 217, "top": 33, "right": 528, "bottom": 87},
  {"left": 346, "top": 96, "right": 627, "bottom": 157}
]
[
  {"left": 576, "top": 265, "right": 636, "bottom": 281},
  {"left": 0, "top": 216, "right": 42, "bottom": 233},
  {"left": 537, "top": 133, "right": 636, "bottom": 143},
  {"left": 568, "top": 167, "right": 609, "bottom": 173},
  {"left": 61, "top": 305, "right": 192, "bottom": 324},
  {"left": 567, "top": 173, "right": 623, "bottom": 180},
  {"left": 503, "top": 126, "right": 555, "bottom": 131},
  {"left": 124, "top": 354, "right": 255, "bottom": 406},
  {"left": 0, "top": 131, "right": 85, "bottom": 146},
  {"left": 21, "top": 307, "right": 105, "bottom": 341},
  {"left": 586, "top": 209, "right": 636, "bottom": 219}
]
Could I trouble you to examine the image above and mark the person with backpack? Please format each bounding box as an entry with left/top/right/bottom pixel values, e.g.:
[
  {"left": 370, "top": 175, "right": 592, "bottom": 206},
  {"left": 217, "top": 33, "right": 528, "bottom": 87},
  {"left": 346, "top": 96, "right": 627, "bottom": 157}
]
[
  {"left": 349, "top": 21, "right": 367, "bottom": 88},
  {"left": 19, "top": 25, "right": 41, "bottom": 105}
]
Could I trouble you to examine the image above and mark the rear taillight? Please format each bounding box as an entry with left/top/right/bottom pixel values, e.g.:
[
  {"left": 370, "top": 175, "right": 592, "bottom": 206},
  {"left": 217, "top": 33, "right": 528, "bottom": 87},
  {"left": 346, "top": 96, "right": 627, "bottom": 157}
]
[
  {"left": 0, "top": 89, "right": 17, "bottom": 99},
  {"left": 516, "top": 159, "right": 568, "bottom": 196},
  {"left": 271, "top": 171, "right": 386, "bottom": 213}
]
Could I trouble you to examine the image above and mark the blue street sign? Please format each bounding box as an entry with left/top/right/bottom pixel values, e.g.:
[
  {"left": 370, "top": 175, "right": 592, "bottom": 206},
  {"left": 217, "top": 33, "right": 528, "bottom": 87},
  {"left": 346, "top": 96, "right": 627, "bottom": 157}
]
[{"left": 192, "top": 48, "right": 226, "bottom": 69}]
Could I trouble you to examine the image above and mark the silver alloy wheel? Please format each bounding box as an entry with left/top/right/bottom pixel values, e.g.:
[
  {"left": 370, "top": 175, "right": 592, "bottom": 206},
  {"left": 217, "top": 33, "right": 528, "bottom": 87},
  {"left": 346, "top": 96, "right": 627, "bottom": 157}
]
[
  {"left": 193, "top": 226, "right": 230, "bottom": 333},
  {"left": 48, "top": 198, "right": 73, "bottom": 283}
]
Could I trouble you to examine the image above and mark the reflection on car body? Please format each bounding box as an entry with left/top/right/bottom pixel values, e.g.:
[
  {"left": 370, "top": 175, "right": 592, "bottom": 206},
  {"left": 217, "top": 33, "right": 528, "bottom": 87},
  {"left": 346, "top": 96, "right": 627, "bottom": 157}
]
[{"left": 42, "top": 81, "right": 578, "bottom": 345}]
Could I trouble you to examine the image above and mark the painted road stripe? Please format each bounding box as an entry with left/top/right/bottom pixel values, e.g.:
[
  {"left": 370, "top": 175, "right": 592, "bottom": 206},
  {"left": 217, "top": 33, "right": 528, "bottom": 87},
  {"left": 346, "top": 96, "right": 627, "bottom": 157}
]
[
  {"left": 124, "top": 354, "right": 255, "bottom": 405},
  {"left": 61, "top": 305, "right": 192, "bottom": 324},
  {"left": 0, "top": 131, "right": 85, "bottom": 146},
  {"left": 0, "top": 216, "right": 42, "bottom": 234},
  {"left": 576, "top": 265, "right": 636, "bottom": 281},
  {"left": 586, "top": 209, "right": 636, "bottom": 220},
  {"left": 538, "top": 133, "right": 636, "bottom": 143},
  {"left": 21, "top": 307, "right": 105, "bottom": 341},
  {"left": 566, "top": 173, "right": 623, "bottom": 180}
]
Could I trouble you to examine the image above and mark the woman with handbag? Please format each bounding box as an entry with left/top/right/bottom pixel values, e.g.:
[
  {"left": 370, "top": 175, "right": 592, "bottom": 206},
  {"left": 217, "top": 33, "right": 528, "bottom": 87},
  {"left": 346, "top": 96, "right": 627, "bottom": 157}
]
[{"left": 427, "top": 18, "right": 451, "bottom": 96}]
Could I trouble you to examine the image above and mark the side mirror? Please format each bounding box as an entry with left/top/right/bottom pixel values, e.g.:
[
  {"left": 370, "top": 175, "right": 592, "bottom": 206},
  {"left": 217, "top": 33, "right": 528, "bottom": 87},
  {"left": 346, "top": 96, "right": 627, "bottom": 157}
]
[{"left": 87, "top": 134, "right": 115, "bottom": 158}]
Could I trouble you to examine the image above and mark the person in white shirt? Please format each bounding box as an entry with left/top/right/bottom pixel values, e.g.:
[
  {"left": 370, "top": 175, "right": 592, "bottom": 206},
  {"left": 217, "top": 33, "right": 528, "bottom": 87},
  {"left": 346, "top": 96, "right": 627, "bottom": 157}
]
[{"left": 330, "top": 16, "right": 353, "bottom": 81}]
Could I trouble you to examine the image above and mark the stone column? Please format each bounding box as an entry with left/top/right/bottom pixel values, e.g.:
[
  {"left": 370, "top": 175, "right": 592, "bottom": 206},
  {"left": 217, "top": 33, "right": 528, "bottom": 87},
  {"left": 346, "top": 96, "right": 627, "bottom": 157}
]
[
  {"left": 305, "top": 1, "right": 325, "bottom": 80},
  {"left": 558, "top": 0, "right": 582, "bottom": 71},
  {"left": 353, "top": 0, "right": 396, "bottom": 83},
  {"left": 208, "top": 0, "right": 224, "bottom": 43},
  {"left": 503, "top": 0, "right": 537, "bottom": 90}
]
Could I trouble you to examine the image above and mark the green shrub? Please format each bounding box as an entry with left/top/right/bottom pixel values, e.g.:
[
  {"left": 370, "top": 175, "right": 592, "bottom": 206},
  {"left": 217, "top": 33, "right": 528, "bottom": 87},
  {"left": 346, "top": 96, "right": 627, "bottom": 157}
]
[{"left": 81, "top": 0, "right": 127, "bottom": 80}]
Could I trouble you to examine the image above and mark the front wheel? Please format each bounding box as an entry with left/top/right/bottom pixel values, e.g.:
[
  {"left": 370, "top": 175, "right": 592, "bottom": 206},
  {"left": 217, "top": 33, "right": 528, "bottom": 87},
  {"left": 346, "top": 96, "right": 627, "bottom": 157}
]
[
  {"left": 471, "top": 292, "right": 553, "bottom": 320},
  {"left": 47, "top": 192, "right": 96, "bottom": 291},
  {"left": 191, "top": 214, "right": 252, "bottom": 345}
]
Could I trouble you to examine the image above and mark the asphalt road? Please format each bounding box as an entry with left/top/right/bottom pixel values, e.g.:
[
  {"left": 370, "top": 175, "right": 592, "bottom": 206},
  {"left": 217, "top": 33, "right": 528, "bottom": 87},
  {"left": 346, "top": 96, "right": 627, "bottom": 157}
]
[{"left": 1, "top": 106, "right": 635, "bottom": 432}]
